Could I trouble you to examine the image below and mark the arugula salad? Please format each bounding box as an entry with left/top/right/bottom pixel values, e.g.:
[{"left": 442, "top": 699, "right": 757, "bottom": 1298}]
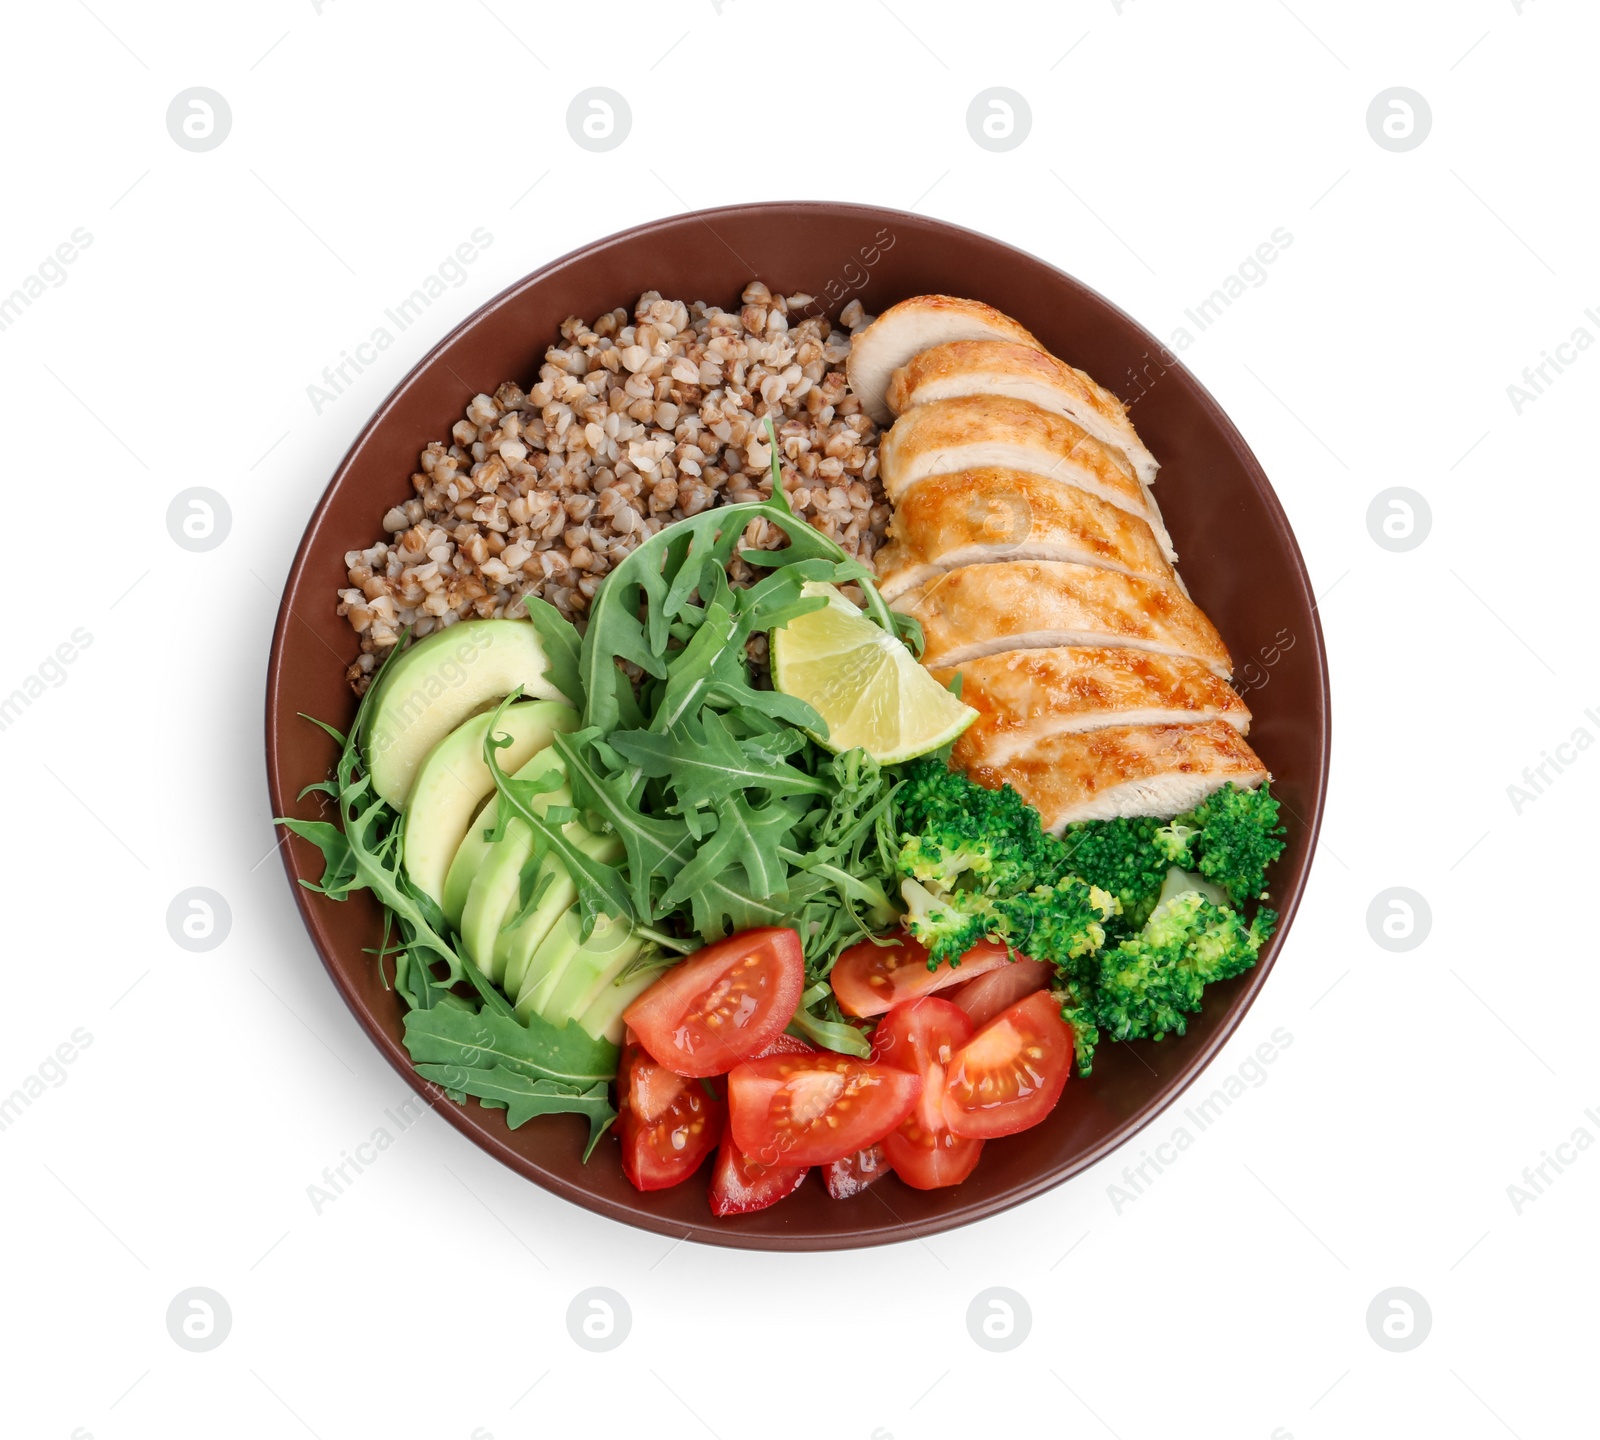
[{"left": 282, "top": 436, "right": 1286, "bottom": 1213}]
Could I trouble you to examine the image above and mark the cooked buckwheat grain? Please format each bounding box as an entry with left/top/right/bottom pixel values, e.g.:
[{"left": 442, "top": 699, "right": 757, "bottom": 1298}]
[{"left": 337, "top": 284, "right": 883, "bottom": 691}]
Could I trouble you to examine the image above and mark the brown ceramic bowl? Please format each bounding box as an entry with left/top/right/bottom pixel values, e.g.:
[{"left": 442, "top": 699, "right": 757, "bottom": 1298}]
[{"left": 266, "top": 202, "right": 1330, "bottom": 1250}]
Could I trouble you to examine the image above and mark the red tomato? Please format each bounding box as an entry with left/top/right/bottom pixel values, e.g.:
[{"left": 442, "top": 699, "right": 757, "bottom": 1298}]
[
  {"left": 752, "top": 1032, "right": 815, "bottom": 1058},
  {"left": 831, "top": 935, "right": 1012, "bottom": 1017},
  {"left": 942, "top": 991, "right": 1074, "bottom": 1140},
  {"left": 871, "top": 998, "right": 985, "bottom": 1189},
  {"left": 950, "top": 958, "right": 1053, "bottom": 1028},
  {"left": 615, "top": 1035, "right": 723, "bottom": 1191},
  {"left": 624, "top": 927, "right": 805, "bottom": 1077},
  {"left": 727, "top": 1052, "right": 923, "bottom": 1167},
  {"left": 707, "top": 1131, "right": 808, "bottom": 1216},
  {"left": 822, "top": 1143, "right": 890, "bottom": 1199}
]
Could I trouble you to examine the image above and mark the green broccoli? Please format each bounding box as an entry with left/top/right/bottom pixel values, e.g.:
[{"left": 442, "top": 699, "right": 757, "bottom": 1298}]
[
  {"left": 894, "top": 758, "right": 1058, "bottom": 896},
  {"left": 1091, "top": 889, "right": 1276, "bottom": 1044},
  {"left": 1057, "top": 815, "right": 1171, "bottom": 935},
  {"left": 899, "top": 877, "right": 994, "bottom": 965},
  {"left": 1054, "top": 980, "right": 1101, "bottom": 1076},
  {"left": 894, "top": 762, "right": 1117, "bottom": 969},
  {"left": 989, "top": 878, "right": 1117, "bottom": 965},
  {"left": 899, "top": 832, "right": 994, "bottom": 889},
  {"left": 889, "top": 762, "right": 1283, "bottom": 1077},
  {"left": 1155, "top": 784, "right": 1286, "bottom": 906}
]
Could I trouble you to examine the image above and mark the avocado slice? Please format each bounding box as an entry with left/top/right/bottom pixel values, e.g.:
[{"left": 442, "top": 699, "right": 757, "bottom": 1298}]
[
  {"left": 441, "top": 792, "right": 497, "bottom": 931},
  {"left": 497, "top": 827, "right": 624, "bottom": 1000},
  {"left": 458, "top": 750, "right": 570, "bottom": 979},
  {"left": 540, "top": 920, "right": 647, "bottom": 1029},
  {"left": 515, "top": 906, "right": 634, "bottom": 1020},
  {"left": 400, "top": 700, "right": 576, "bottom": 907},
  {"left": 440, "top": 745, "right": 568, "bottom": 931},
  {"left": 364, "top": 619, "right": 565, "bottom": 807},
  {"left": 577, "top": 965, "right": 666, "bottom": 1045}
]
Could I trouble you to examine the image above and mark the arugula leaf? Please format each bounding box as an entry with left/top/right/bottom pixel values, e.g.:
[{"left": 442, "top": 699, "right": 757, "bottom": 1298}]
[
  {"left": 402, "top": 1004, "right": 617, "bottom": 1091},
  {"left": 788, "top": 984, "right": 872, "bottom": 1058},
  {"left": 411, "top": 1067, "right": 614, "bottom": 1156},
  {"left": 648, "top": 600, "right": 740, "bottom": 739},
  {"left": 280, "top": 686, "right": 468, "bottom": 1006},
  {"left": 658, "top": 794, "right": 799, "bottom": 937},
  {"left": 520, "top": 594, "right": 585, "bottom": 707},
  {"left": 579, "top": 497, "right": 871, "bottom": 737},
  {"left": 609, "top": 710, "right": 829, "bottom": 810},
  {"left": 550, "top": 730, "right": 694, "bottom": 922}
]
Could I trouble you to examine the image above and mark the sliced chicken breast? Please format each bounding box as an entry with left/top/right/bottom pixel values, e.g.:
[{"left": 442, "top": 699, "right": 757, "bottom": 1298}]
[
  {"left": 936, "top": 647, "right": 1251, "bottom": 770},
  {"left": 847, "top": 295, "right": 1043, "bottom": 426},
  {"left": 874, "top": 469, "right": 1173, "bottom": 603},
  {"left": 896, "top": 561, "right": 1232, "bottom": 676},
  {"left": 964, "top": 722, "right": 1269, "bottom": 831},
  {"left": 886, "top": 340, "right": 1159, "bottom": 486},
  {"left": 879, "top": 395, "right": 1175, "bottom": 561}
]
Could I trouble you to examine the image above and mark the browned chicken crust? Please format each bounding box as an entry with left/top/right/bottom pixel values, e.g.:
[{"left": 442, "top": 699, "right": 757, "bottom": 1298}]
[
  {"left": 879, "top": 394, "right": 1173, "bottom": 559},
  {"left": 875, "top": 469, "right": 1174, "bottom": 602},
  {"left": 886, "top": 339, "right": 1158, "bottom": 486},
  {"left": 896, "top": 561, "right": 1232, "bottom": 675},
  {"left": 935, "top": 646, "right": 1251, "bottom": 770},
  {"left": 846, "top": 294, "right": 1044, "bottom": 425}
]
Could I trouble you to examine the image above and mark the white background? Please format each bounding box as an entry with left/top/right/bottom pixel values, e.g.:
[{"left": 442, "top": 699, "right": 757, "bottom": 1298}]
[{"left": 0, "top": 1, "right": 1592, "bottom": 1436}]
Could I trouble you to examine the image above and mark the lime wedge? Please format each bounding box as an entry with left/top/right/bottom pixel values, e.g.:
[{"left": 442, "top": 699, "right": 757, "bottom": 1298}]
[{"left": 771, "top": 583, "right": 976, "bottom": 764}]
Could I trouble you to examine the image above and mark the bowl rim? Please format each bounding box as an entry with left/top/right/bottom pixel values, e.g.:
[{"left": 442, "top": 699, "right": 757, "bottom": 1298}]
[{"left": 265, "top": 199, "right": 1331, "bottom": 1251}]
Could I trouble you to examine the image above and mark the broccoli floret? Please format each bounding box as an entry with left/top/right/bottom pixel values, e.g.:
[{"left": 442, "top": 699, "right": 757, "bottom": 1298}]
[
  {"left": 1054, "top": 982, "right": 1100, "bottom": 1076},
  {"left": 894, "top": 758, "right": 1059, "bottom": 896},
  {"left": 1057, "top": 815, "right": 1170, "bottom": 934},
  {"left": 991, "top": 879, "right": 1118, "bottom": 965},
  {"left": 898, "top": 832, "right": 994, "bottom": 888},
  {"left": 1174, "top": 784, "right": 1286, "bottom": 905},
  {"left": 1091, "top": 891, "right": 1275, "bottom": 1044},
  {"left": 900, "top": 878, "right": 994, "bottom": 968},
  {"left": 1153, "top": 820, "right": 1196, "bottom": 866},
  {"left": 901, "top": 870, "right": 1120, "bottom": 977}
]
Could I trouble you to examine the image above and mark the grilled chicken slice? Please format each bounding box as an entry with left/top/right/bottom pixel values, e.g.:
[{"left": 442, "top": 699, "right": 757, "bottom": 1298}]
[
  {"left": 847, "top": 295, "right": 1043, "bottom": 426},
  {"left": 875, "top": 469, "right": 1173, "bottom": 603},
  {"left": 879, "top": 395, "right": 1175, "bottom": 561},
  {"left": 935, "top": 647, "right": 1251, "bottom": 770},
  {"left": 965, "top": 721, "right": 1269, "bottom": 831},
  {"left": 896, "top": 561, "right": 1231, "bottom": 676},
  {"left": 886, "top": 340, "right": 1159, "bottom": 486}
]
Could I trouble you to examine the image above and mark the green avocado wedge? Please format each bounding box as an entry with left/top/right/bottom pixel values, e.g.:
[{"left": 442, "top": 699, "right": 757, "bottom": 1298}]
[
  {"left": 513, "top": 907, "right": 639, "bottom": 1022},
  {"left": 540, "top": 923, "right": 651, "bottom": 1031},
  {"left": 458, "top": 750, "right": 571, "bottom": 980},
  {"left": 441, "top": 792, "right": 498, "bottom": 932},
  {"left": 578, "top": 967, "right": 665, "bottom": 1045},
  {"left": 400, "top": 700, "right": 577, "bottom": 908},
  {"left": 364, "top": 619, "right": 565, "bottom": 807},
  {"left": 497, "top": 828, "right": 624, "bottom": 1001}
]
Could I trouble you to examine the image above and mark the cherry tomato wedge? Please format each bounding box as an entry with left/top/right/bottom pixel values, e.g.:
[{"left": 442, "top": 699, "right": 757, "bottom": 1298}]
[
  {"left": 950, "top": 957, "right": 1053, "bottom": 1028},
  {"left": 752, "top": 1032, "right": 815, "bottom": 1059},
  {"left": 831, "top": 935, "right": 1013, "bottom": 1017},
  {"left": 942, "top": 991, "right": 1074, "bottom": 1140},
  {"left": 871, "top": 998, "right": 985, "bottom": 1189},
  {"left": 615, "top": 1035, "right": 724, "bottom": 1191},
  {"left": 727, "top": 1052, "right": 923, "bottom": 1167},
  {"left": 707, "top": 1131, "right": 808, "bottom": 1216},
  {"left": 624, "top": 927, "right": 805, "bottom": 1077},
  {"left": 822, "top": 1143, "right": 891, "bottom": 1199}
]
